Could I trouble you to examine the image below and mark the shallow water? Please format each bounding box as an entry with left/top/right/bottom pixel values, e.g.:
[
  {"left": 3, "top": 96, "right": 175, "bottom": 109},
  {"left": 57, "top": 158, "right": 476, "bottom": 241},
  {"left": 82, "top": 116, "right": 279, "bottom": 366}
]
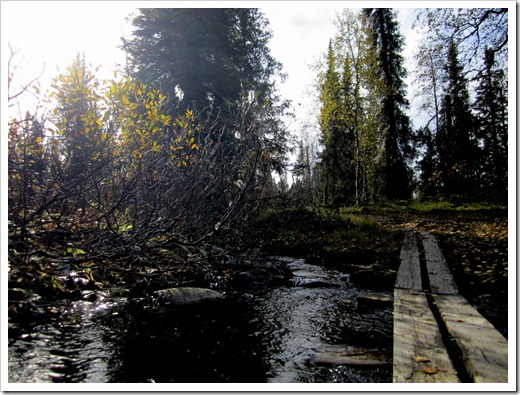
[{"left": 8, "top": 258, "right": 393, "bottom": 383}]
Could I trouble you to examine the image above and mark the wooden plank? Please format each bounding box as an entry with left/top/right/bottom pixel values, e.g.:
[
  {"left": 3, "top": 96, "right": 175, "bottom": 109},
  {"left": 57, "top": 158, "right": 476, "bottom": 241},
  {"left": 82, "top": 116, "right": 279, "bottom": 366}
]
[
  {"left": 434, "top": 295, "right": 508, "bottom": 383},
  {"left": 393, "top": 289, "right": 460, "bottom": 383},
  {"left": 420, "top": 232, "right": 458, "bottom": 295},
  {"left": 395, "top": 231, "right": 422, "bottom": 290}
]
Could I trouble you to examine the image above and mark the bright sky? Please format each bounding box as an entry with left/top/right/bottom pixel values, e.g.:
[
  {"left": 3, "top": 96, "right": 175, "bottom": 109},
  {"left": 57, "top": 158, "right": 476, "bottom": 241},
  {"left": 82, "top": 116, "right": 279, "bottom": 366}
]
[
  {"left": 2, "top": 2, "right": 424, "bottom": 128},
  {"left": 4, "top": 1, "right": 506, "bottom": 139}
]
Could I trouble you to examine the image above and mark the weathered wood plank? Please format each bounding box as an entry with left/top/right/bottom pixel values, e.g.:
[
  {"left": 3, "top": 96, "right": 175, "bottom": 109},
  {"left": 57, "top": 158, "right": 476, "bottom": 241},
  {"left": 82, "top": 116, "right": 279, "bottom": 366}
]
[
  {"left": 420, "top": 232, "right": 458, "bottom": 295},
  {"left": 434, "top": 295, "right": 508, "bottom": 383},
  {"left": 393, "top": 289, "right": 460, "bottom": 383},
  {"left": 396, "top": 231, "right": 422, "bottom": 290}
]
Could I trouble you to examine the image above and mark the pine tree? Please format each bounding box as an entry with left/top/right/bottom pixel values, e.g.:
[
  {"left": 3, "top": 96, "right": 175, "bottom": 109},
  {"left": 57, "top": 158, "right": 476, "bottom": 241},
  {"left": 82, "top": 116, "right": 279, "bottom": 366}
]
[{"left": 362, "top": 8, "right": 414, "bottom": 201}]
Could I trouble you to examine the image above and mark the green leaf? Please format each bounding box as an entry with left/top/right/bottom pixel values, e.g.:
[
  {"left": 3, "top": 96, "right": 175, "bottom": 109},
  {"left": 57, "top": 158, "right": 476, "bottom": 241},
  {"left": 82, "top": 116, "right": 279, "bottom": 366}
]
[{"left": 121, "top": 223, "right": 133, "bottom": 232}]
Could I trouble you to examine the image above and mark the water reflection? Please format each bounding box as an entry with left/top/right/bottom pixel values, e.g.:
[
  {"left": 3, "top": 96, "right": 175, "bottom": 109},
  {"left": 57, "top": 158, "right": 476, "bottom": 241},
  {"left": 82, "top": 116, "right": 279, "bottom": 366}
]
[
  {"left": 249, "top": 259, "right": 392, "bottom": 383},
  {"left": 98, "top": 300, "right": 267, "bottom": 383},
  {"left": 9, "top": 258, "right": 393, "bottom": 383}
]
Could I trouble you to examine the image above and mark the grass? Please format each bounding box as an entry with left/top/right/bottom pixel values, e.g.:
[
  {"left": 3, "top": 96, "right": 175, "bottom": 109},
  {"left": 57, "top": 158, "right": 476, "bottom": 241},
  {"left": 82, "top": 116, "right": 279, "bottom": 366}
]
[{"left": 255, "top": 206, "right": 403, "bottom": 270}]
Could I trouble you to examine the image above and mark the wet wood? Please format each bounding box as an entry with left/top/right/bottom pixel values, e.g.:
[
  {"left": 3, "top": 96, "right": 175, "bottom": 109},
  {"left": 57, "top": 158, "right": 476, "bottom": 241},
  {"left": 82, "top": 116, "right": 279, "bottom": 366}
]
[
  {"left": 396, "top": 231, "right": 422, "bottom": 290},
  {"left": 313, "top": 354, "right": 391, "bottom": 367},
  {"left": 420, "top": 232, "right": 458, "bottom": 295},
  {"left": 393, "top": 289, "right": 460, "bottom": 383},
  {"left": 434, "top": 295, "right": 508, "bottom": 383}
]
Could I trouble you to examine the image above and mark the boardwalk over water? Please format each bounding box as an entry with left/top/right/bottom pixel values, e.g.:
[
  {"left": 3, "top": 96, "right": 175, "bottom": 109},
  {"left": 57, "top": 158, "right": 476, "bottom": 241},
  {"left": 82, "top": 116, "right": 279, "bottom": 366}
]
[{"left": 393, "top": 231, "right": 508, "bottom": 383}]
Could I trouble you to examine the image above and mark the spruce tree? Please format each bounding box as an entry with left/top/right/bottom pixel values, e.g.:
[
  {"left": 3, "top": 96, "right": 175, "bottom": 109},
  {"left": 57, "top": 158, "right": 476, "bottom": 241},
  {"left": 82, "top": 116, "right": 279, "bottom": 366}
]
[
  {"left": 318, "top": 41, "right": 356, "bottom": 206},
  {"left": 417, "top": 126, "right": 441, "bottom": 198},
  {"left": 122, "top": 9, "right": 283, "bottom": 123},
  {"left": 474, "top": 48, "right": 508, "bottom": 202},
  {"left": 362, "top": 8, "right": 414, "bottom": 201},
  {"left": 437, "top": 41, "right": 480, "bottom": 199}
]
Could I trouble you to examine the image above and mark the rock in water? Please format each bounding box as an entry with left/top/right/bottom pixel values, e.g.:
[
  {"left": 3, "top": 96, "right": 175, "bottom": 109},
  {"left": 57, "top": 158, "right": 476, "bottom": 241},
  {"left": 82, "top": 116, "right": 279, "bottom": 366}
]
[
  {"left": 154, "top": 287, "right": 224, "bottom": 305},
  {"left": 291, "top": 279, "right": 341, "bottom": 288}
]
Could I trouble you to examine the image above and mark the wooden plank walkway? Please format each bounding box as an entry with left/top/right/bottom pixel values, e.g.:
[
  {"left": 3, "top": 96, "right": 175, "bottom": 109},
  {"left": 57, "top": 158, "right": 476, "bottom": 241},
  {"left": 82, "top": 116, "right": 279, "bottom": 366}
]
[
  {"left": 420, "top": 232, "right": 458, "bottom": 295},
  {"left": 393, "top": 231, "right": 508, "bottom": 383},
  {"left": 393, "top": 289, "right": 459, "bottom": 382},
  {"left": 435, "top": 295, "right": 508, "bottom": 383},
  {"left": 395, "top": 230, "right": 422, "bottom": 291}
]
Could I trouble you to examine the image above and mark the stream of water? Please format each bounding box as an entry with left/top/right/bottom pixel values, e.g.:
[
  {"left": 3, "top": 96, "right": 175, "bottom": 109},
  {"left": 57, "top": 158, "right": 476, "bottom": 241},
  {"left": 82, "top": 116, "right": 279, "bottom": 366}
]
[{"left": 8, "top": 258, "right": 393, "bottom": 383}]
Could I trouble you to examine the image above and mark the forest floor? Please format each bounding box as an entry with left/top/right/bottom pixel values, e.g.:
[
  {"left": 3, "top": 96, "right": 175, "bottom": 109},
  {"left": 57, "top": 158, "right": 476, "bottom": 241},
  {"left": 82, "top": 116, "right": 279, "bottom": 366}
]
[{"left": 256, "top": 203, "right": 509, "bottom": 337}]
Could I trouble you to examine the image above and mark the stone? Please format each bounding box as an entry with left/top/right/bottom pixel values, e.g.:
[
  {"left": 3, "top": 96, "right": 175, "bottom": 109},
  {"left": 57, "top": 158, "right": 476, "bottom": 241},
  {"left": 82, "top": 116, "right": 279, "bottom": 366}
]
[
  {"left": 292, "top": 279, "right": 341, "bottom": 288},
  {"left": 154, "top": 287, "right": 224, "bottom": 305},
  {"left": 8, "top": 288, "right": 41, "bottom": 302},
  {"left": 228, "top": 267, "right": 292, "bottom": 290}
]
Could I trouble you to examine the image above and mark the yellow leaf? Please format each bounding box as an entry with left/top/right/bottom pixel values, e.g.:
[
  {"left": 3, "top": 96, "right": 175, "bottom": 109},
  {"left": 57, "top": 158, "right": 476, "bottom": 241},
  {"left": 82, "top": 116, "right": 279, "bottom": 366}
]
[
  {"left": 422, "top": 367, "right": 438, "bottom": 375},
  {"left": 415, "top": 356, "right": 431, "bottom": 363}
]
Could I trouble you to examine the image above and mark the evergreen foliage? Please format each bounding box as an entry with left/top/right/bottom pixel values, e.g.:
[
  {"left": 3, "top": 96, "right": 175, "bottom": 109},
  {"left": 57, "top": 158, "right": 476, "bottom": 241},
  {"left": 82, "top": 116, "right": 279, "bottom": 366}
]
[
  {"left": 362, "top": 8, "right": 414, "bottom": 201},
  {"left": 122, "top": 9, "right": 284, "bottom": 125},
  {"left": 318, "top": 42, "right": 356, "bottom": 206},
  {"left": 474, "top": 48, "right": 508, "bottom": 202},
  {"left": 436, "top": 41, "right": 480, "bottom": 198}
]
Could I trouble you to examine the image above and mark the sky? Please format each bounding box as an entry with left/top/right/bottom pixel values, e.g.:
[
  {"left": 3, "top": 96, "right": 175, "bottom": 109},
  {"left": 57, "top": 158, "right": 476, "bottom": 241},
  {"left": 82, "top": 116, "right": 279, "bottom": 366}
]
[
  {"left": 2, "top": 1, "right": 509, "bottom": 139},
  {"left": 3, "top": 2, "right": 424, "bottom": 130}
]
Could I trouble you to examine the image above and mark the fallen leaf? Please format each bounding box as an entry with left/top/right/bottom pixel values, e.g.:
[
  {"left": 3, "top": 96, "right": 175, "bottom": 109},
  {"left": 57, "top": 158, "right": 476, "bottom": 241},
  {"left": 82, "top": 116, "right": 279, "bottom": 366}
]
[
  {"left": 415, "top": 356, "right": 431, "bottom": 363},
  {"left": 422, "top": 367, "right": 439, "bottom": 374}
]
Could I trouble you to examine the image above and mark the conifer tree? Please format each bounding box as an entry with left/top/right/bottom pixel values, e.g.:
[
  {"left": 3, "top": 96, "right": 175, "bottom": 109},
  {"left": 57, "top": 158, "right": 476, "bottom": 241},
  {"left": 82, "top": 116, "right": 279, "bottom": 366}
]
[
  {"left": 122, "top": 9, "right": 283, "bottom": 125},
  {"left": 417, "top": 126, "right": 441, "bottom": 197},
  {"left": 437, "top": 41, "right": 480, "bottom": 198},
  {"left": 474, "top": 48, "right": 508, "bottom": 202},
  {"left": 362, "top": 8, "right": 414, "bottom": 201},
  {"left": 318, "top": 42, "right": 355, "bottom": 206}
]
